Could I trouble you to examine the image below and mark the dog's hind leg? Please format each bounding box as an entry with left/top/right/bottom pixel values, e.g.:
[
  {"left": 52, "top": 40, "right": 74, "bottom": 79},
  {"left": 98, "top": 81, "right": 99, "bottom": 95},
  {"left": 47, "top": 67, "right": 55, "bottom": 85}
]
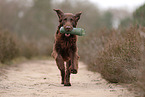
[{"left": 56, "top": 54, "right": 65, "bottom": 84}]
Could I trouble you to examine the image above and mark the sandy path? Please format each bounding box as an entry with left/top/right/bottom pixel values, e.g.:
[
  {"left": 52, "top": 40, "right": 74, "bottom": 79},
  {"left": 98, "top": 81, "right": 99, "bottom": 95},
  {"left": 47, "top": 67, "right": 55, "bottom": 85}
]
[{"left": 0, "top": 60, "right": 135, "bottom": 97}]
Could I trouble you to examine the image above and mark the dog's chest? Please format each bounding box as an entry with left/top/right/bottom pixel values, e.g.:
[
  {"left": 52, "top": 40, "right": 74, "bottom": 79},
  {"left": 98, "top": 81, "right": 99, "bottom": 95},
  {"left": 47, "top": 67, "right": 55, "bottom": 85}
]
[
  {"left": 60, "top": 37, "right": 76, "bottom": 49},
  {"left": 55, "top": 36, "right": 77, "bottom": 52}
]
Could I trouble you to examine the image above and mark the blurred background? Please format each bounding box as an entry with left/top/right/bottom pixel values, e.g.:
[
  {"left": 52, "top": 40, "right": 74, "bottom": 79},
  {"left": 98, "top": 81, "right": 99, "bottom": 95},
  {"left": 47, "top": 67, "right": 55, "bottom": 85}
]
[
  {"left": 0, "top": 0, "right": 144, "bottom": 57},
  {"left": 0, "top": 0, "right": 145, "bottom": 96}
]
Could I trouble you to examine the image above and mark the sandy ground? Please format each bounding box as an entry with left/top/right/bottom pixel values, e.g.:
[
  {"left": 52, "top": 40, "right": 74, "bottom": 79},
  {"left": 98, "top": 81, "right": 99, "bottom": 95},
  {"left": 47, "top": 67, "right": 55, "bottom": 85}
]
[{"left": 0, "top": 60, "right": 135, "bottom": 97}]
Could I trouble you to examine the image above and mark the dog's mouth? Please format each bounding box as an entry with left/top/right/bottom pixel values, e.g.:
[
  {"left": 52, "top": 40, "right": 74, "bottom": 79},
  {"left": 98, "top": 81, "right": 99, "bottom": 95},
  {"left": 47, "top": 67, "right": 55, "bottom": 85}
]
[{"left": 65, "top": 33, "right": 70, "bottom": 37}]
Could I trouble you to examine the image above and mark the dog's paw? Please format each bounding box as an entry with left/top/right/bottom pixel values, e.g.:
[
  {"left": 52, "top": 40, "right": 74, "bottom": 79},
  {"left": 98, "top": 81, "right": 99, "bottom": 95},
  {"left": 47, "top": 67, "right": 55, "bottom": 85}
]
[
  {"left": 71, "top": 69, "right": 77, "bottom": 74},
  {"left": 64, "top": 83, "right": 71, "bottom": 86}
]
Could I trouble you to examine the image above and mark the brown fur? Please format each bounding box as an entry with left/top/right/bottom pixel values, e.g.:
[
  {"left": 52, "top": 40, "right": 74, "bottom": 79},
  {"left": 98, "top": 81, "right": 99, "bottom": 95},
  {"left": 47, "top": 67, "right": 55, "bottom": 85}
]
[{"left": 52, "top": 9, "right": 82, "bottom": 86}]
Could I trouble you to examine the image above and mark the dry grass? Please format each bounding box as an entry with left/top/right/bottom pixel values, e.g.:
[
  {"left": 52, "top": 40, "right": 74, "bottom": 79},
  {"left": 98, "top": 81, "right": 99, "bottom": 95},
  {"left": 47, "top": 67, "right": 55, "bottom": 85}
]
[
  {"left": 135, "top": 28, "right": 145, "bottom": 97},
  {"left": 94, "top": 27, "right": 142, "bottom": 83},
  {"left": 0, "top": 29, "right": 53, "bottom": 64},
  {"left": 79, "top": 26, "right": 145, "bottom": 96},
  {"left": 18, "top": 39, "right": 53, "bottom": 59},
  {"left": 136, "top": 67, "right": 145, "bottom": 97},
  {"left": 0, "top": 30, "right": 19, "bottom": 63},
  {"left": 79, "top": 28, "right": 111, "bottom": 65}
]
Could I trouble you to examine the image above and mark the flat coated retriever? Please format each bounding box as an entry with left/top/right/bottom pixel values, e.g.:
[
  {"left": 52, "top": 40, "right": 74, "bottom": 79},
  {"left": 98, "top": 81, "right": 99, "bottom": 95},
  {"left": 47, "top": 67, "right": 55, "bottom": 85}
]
[{"left": 52, "top": 9, "right": 82, "bottom": 86}]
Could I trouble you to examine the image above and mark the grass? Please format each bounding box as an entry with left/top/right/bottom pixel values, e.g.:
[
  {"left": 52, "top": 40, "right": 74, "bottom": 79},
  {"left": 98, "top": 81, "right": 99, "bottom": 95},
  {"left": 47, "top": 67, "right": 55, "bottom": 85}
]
[
  {"left": 79, "top": 26, "right": 145, "bottom": 96},
  {"left": 0, "top": 30, "right": 19, "bottom": 63},
  {"left": 94, "top": 27, "right": 141, "bottom": 83},
  {"left": 0, "top": 29, "right": 53, "bottom": 67}
]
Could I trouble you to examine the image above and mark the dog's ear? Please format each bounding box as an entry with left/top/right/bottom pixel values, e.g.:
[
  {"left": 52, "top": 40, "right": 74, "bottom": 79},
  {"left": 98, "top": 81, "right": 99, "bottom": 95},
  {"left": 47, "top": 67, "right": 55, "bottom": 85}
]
[
  {"left": 75, "top": 12, "right": 82, "bottom": 21},
  {"left": 53, "top": 9, "right": 64, "bottom": 19}
]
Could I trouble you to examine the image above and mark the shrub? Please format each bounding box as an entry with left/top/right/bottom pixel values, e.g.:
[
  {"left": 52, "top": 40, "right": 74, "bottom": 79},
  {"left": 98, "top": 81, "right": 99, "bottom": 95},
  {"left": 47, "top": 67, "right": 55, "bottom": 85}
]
[
  {"left": 135, "top": 28, "right": 145, "bottom": 97},
  {"left": 94, "top": 27, "right": 142, "bottom": 83},
  {"left": 0, "top": 29, "right": 53, "bottom": 64},
  {"left": 133, "top": 3, "right": 145, "bottom": 26},
  {"left": 0, "top": 30, "right": 19, "bottom": 63},
  {"left": 137, "top": 67, "right": 145, "bottom": 97},
  {"left": 79, "top": 26, "right": 144, "bottom": 83},
  {"left": 79, "top": 28, "right": 111, "bottom": 65},
  {"left": 18, "top": 38, "right": 53, "bottom": 59}
]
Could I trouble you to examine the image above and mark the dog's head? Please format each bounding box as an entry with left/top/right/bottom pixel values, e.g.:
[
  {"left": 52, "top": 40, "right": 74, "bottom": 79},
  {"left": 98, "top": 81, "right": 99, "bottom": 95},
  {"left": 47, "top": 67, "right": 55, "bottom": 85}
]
[{"left": 54, "top": 9, "right": 82, "bottom": 37}]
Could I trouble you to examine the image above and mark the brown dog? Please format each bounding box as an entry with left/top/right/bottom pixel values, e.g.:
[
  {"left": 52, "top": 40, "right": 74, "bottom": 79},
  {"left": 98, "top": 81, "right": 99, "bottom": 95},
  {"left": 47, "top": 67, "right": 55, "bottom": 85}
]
[{"left": 52, "top": 9, "right": 82, "bottom": 86}]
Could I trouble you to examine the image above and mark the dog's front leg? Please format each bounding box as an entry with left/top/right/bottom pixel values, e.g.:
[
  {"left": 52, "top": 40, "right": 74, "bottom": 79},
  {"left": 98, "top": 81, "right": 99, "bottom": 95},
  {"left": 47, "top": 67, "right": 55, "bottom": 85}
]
[
  {"left": 69, "top": 52, "right": 78, "bottom": 74},
  {"left": 64, "top": 60, "right": 71, "bottom": 86},
  {"left": 56, "top": 54, "right": 65, "bottom": 84}
]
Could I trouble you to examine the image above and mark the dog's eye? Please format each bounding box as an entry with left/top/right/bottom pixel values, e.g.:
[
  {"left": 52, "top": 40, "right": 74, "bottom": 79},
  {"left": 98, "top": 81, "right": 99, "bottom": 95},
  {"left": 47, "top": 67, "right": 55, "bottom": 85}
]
[
  {"left": 70, "top": 18, "right": 73, "bottom": 21},
  {"left": 64, "top": 18, "right": 67, "bottom": 21}
]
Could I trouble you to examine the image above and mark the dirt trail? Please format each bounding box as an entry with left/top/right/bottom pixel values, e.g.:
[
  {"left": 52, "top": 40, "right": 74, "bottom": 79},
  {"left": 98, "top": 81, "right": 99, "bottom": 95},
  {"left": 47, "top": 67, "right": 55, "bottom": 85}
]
[{"left": 0, "top": 60, "right": 135, "bottom": 97}]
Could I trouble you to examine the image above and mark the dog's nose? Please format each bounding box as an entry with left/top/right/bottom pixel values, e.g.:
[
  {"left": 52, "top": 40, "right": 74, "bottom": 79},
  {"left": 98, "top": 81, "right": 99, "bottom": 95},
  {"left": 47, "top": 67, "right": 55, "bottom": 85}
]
[{"left": 65, "top": 26, "right": 71, "bottom": 31}]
